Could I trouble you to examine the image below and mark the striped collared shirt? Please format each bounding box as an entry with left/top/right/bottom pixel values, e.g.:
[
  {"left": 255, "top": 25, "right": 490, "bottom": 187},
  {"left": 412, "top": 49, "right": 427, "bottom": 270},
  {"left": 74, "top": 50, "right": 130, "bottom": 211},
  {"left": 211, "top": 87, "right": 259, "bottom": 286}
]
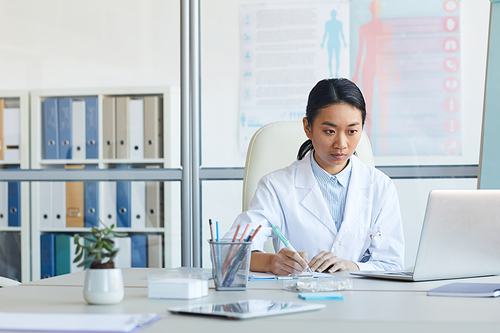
[{"left": 310, "top": 152, "right": 352, "bottom": 232}]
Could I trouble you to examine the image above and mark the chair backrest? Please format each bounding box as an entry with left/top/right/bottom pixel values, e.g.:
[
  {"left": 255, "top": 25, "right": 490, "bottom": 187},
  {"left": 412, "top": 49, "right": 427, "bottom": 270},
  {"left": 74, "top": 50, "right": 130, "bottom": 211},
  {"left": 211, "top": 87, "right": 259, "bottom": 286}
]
[{"left": 242, "top": 121, "right": 374, "bottom": 212}]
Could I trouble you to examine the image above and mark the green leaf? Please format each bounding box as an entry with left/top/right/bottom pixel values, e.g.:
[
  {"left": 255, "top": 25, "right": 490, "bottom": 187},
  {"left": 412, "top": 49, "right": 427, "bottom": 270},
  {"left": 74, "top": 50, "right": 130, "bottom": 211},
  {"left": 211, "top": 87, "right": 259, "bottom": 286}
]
[{"left": 74, "top": 251, "right": 83, "bottom": 263}]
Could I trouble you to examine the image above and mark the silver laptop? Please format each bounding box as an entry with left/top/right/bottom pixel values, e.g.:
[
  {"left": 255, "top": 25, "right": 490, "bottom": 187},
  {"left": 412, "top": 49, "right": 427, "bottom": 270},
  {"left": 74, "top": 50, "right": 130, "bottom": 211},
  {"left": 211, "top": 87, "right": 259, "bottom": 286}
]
[{"left": 351, "top": 190, "right": 500, "bottom": 282}]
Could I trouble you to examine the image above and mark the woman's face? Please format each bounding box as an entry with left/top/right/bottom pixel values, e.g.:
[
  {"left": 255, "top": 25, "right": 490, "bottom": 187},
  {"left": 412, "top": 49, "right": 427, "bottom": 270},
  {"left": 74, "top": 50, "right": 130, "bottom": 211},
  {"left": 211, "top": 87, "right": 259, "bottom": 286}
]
[{"left": 303, "top": 103, "right": 363, "bottom": 175}]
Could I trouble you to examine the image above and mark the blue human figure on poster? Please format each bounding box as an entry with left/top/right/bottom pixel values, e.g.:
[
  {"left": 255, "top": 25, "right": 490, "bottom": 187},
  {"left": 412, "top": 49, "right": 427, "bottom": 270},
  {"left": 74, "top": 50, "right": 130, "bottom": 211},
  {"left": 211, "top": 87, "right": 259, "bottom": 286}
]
[{"left": 321, "top": 10, "right": 347, "bottom": 77}]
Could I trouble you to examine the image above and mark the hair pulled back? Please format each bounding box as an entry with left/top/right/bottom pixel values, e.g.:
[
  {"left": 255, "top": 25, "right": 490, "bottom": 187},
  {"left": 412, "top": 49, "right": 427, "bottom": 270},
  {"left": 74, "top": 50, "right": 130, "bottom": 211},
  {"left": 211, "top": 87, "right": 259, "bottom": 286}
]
[{"left": 297, "top": 78, "right": 366, "bottom": 160}]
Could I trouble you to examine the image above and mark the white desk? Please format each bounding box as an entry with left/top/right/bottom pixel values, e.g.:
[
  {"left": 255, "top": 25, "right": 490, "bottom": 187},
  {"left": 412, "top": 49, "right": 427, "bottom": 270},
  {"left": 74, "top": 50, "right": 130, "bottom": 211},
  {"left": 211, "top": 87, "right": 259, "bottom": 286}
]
[
  {"left": 24, "top": 268, "right": 500, "bottom": 292},
  {"left": 1, "top": 283, "right": 500, "bottom": 333}
]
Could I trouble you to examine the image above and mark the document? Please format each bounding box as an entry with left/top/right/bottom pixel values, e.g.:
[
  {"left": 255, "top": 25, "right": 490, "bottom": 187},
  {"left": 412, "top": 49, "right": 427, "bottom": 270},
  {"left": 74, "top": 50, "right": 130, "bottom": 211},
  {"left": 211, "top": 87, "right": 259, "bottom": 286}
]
[
  {"left": 248, "top": 271, "right": 335, "bottom": 280},
  {"left": 3, "top": 107, "right": 20, "bottom": 161},
  {"left": 85, "top": 97, "right": 99, "bottom": 159},
  {"left": 102, "top": 97, "right": 116, "bottom": 159},
  {"left": 129, "top": 98, "right": 144, "bottom": 160},
  {"left": 71, "top": 100, "right": 86, "bottom": 160},
  {"left": 0, "top": 181, "right": 8, "bottom": 227},
  {"left": 58, "top": 98, "right": 73, "bottom": 159},
  {"left": 116, "top": 96, "right": 130, "bottom": 159},
  {"left": 0, "top": 312, "right": 160, "bottom": 333},
  {"left": 43, "top": 98, "right": 59, "bottom": 159},
  {"left": 144, "top": 96, "right": 163, "bottom": 159}
]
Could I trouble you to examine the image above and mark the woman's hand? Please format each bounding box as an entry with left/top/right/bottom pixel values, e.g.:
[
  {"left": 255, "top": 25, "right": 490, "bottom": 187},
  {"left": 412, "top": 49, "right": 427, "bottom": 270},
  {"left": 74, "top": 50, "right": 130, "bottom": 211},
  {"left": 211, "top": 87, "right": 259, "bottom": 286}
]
[
  {"left": 267, "top": 249, "right": 309, "bottom": 276},
  {"left": 309, "top": 251, "right": 359, "bottom": 273}
]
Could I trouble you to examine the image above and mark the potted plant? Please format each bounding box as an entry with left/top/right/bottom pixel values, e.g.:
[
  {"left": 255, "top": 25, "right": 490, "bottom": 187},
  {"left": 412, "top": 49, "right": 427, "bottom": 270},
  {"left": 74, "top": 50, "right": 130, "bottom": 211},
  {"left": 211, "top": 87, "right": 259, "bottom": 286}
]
[{"left": 73, "top": 220, "right": 127, "bottom": 305}]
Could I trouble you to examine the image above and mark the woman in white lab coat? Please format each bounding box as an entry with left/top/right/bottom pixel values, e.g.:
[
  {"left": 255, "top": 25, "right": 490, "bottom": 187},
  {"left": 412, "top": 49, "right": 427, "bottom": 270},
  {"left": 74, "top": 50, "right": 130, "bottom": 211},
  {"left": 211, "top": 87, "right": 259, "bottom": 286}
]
[{"left": 225, "top": 78, "right": 404, "bottom": 275}]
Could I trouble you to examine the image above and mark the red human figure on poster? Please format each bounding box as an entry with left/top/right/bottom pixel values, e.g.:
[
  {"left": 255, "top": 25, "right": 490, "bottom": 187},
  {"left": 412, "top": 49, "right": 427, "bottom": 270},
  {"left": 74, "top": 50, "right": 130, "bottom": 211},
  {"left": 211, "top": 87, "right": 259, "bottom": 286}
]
[{"left": 352, "top": 0, "right": 400, "bottom": 154}]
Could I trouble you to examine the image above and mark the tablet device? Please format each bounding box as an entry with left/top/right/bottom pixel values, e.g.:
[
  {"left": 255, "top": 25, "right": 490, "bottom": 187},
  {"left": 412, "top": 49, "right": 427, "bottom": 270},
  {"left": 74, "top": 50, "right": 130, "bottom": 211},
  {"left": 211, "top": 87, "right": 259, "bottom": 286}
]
[{"left": 168, "top": 299, "right": 326, "bottom": 319}]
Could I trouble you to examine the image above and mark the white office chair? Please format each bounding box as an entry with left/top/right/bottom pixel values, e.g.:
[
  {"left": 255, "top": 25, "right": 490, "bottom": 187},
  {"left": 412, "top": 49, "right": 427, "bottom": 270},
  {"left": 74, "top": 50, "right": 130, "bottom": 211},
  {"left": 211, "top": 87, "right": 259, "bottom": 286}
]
[
  {"left": 242, "top": 121, "right": 374, "bottom": 253},
  {"left": 0, "top": 276, "right": 20, "bottom": 287}
]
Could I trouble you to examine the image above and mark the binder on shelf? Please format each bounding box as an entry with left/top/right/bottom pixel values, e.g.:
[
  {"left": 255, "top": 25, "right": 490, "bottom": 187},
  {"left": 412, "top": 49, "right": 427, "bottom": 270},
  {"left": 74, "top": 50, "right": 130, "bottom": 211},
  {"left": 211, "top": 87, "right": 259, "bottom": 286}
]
[
  {"left": 101, "top": 181, "right": 117, "bottom": 227},
  {"left": 131, "top": 181, "right": 146, "bottom": 229},
  {"left": 144, "top": 96, "right": 163, "bottom": 159},
  {"left": 65, "top": 165, "right": 85, "bottom": 227},
  {"left": 0, "top": 231, "right": 21, "bottom": 281},
  {"left": 131, "top": 234, "right": 147, "bottom": 268},
  {"left": 85, "top": 97, "right": 99, "bottom": 159},
  {"left": 55, "top": 234, "right": 83, "bottom": 275},
  {"left": 58, "top": 98, "right": 72, "bottom": 159},
  {"left": 102, "top": 97, "right": 116, "bottom": 159},
  {"left": 3, "top": 107, "right": 20, "bottom": 161},
  {"left": 113, "top": 237, "right": 131, "bottom": 268},
  {"left": 146, "top": 180, "right": 162, "bottom": 228},
  {"left": 147, "top": 234, "right": 163, "bottom": 268},
  {"left": 7, "top": 166, "right": 20, "bottom": 227},
  {"left": 115, "top": 96, "right": 130, "bottom": 159},
  {"left": 43, "top": 99, "right": 59, "bottom": 159},
  {"left": 0, "top": 99, "right": 4, "bottom": 160},
  {"left": 0, "top": 182, "right": 7, "bottom": 227},
  {"left": 116, "top": 165, "right": 131, "bottom": 228},
  {"left": 129, "top": 98, "right": 144, "bottom": 160},
  {"left": 39, "top": 182, "right": 53, "bottom": 228},
  {"left": 84, "top": 166, "right": 99, "bottom": 228},
  {"left": 52, "top": 182, "right": 66, "bottom": 228},
  {"left": 71, "top": 100, "right": 86, "bottom": 160},
  {"left": 40, "top": 233, "right": 56, "bottom": 279}
]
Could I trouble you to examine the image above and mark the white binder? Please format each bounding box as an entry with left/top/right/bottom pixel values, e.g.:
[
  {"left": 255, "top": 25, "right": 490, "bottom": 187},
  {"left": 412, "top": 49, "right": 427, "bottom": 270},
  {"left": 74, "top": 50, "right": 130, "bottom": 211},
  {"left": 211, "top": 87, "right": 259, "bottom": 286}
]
[
  {"left": 2, "top": 108, "right": 20, "bottom": 161},
  {"left": 129, "top": 99, "right": 144, "bottom": 160},
  {"left": 147, "top": 234, "right": 163, "bottom": 268},
  {"left": 71, "top": 100, "right": 86, "bottom": 160},
  {"left": 52, "top": 182, "right": 66, "bottom": 228},
  {"left": 101, "top": 181, "right": 117, "bottom": 227},
  {"left": 0, "top": 182, "right": 8, "bottom": 227},
  {"left": 39, "top": 182, "right": 53, "bottom": 228},
  {"left": 130, "top": 181, "right": 146, "bottom": 229},
  {"left": 113, "top": 237, "right": 132, "bottom": 268}
]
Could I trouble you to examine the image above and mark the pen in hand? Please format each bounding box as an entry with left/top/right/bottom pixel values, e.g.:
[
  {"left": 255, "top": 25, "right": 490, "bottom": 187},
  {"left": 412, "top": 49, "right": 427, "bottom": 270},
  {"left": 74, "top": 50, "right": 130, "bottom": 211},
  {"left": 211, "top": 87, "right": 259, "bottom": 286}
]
[{"left": 271, "top": 226, "right": 314, "bottom": 275}]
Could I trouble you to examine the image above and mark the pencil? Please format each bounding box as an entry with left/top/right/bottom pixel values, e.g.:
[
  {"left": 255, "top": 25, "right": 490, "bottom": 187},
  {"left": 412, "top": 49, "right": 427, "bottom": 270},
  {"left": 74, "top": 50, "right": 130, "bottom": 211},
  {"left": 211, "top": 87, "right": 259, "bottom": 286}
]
[
  {"left": 209, "top": 219, "right": 214, "bottom": 241},
  {"left": 248, "top": 225, "right": 262, "bottom": 241}
]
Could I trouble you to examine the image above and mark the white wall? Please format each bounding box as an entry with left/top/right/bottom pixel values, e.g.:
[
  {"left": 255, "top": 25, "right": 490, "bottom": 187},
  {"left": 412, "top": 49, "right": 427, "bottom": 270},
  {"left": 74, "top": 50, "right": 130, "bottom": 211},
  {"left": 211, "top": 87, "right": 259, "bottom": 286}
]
[{"left": 0, "top": 0, "right": 180, "bottom": 90}]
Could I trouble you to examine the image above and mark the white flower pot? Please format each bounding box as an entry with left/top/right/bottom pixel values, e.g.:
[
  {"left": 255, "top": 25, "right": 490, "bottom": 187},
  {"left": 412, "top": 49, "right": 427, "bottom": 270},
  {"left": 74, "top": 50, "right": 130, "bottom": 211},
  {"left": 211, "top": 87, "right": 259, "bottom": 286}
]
[{"left": 83, "top": 268, "right": 124, "bottom": 305}]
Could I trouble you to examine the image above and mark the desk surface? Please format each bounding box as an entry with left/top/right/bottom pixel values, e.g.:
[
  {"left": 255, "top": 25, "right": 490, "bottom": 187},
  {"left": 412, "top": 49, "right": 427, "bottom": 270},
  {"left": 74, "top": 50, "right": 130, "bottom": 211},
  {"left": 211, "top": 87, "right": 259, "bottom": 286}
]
[
  {"left": 2, "top": 283, "right": 500, "bottom": 333},
  {"left": 24, "top": 268, "right": 500, "bottom": 293}
]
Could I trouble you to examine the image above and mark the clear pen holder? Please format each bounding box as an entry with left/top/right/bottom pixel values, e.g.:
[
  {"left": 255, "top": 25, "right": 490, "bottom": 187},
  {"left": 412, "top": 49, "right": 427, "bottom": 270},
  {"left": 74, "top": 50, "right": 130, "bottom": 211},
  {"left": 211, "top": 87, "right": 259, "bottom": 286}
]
[{"left": 209, "top": 240, "right": 252, "bottom": 291}]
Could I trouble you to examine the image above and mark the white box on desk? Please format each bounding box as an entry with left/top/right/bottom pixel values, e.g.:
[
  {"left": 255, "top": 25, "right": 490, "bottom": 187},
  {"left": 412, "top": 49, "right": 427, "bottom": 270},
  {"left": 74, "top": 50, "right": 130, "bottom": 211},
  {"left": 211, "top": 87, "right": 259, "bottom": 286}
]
[{"left": 147, "top": 272, "right": 208, "bottom": 300}]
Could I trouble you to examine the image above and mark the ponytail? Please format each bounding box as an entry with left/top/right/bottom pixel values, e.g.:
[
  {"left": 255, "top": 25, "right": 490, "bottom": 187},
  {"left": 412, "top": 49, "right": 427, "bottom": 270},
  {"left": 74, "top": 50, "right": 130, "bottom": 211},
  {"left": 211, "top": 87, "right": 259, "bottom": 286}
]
[{"left": 297, "top": 139, "right": 313, "bottom": 160}]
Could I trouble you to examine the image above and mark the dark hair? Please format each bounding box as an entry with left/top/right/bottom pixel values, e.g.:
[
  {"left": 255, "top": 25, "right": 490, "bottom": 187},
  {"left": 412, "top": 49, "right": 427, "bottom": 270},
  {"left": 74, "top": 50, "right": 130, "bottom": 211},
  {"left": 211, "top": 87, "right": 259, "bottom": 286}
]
[{"left": 297, "top": 78, "right": 366, "bottom": 160}]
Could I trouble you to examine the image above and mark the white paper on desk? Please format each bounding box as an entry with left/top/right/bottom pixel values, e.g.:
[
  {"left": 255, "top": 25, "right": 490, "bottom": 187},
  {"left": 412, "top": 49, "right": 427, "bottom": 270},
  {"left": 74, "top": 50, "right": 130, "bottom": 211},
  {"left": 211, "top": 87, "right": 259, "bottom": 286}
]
[
  {"left": 0, "top": 312, "right": 159, "bottom": 332},
  {"left": 248, "top": 271, "right": 336, "bottom": 280}
]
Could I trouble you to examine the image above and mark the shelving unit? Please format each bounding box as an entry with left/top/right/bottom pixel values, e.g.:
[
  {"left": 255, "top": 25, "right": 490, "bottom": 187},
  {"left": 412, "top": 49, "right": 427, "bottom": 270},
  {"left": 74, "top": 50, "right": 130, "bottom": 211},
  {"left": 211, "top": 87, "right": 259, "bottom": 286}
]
[
  {"left": 0, "top": 90, "right": 30, "bottom": 283},
  {"left": 30, "top": 86, "right": 180, "bottom": 281}
]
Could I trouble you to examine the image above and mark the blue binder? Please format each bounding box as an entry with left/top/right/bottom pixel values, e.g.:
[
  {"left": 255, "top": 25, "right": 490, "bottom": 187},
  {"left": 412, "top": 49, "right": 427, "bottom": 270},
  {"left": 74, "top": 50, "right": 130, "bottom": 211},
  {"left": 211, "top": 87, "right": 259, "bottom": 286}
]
[
  {"left": 58, "top": 98, "right": 72, "bottom": 159},
  {"left": 43, "top": 99, "right": 59, "bottom": 159},
  {"left": 7, "top": 166, "right": 20, "bottom": 227},
  {"left": 40, "top": 233, "right": 56, "bottom": 279},
  {"left": 131, "top": 234, "right": 147, "bottom": 267},
  {"left": 84, "top": 165, "right": 99, "bottom": 228},
  {"left": 85, "top": 97, "right": 99, "bottom": 159},
  {"left": 116, "top": 165, "right": 131, "bottom": 228}
]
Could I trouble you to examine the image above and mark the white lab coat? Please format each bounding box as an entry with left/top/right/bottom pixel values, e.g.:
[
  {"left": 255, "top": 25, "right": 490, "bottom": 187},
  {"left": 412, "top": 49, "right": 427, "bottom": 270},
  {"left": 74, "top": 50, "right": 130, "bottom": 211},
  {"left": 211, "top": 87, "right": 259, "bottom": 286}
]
[{"left": 224, "top": 152, "right": 404, "bottom": 271}]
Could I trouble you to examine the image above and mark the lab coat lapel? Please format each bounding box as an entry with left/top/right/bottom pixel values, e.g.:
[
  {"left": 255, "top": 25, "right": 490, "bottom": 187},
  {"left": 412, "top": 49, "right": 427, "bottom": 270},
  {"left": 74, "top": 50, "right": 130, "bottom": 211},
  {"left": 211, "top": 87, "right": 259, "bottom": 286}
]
[
  {"left": 295, "top": 153, "right": 337, "bottom": 235},
  {"left": 340, "top": 156, "right": 371, "bottom": 234}
]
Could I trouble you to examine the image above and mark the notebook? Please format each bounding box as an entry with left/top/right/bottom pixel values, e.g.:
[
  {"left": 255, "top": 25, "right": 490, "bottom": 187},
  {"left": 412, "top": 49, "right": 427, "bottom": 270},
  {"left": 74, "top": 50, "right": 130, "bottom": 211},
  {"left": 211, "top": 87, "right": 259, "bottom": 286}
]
[
  {"left": 351, "top": 190, "right": 500, "bottom": 282},
  {"left": 427, "top": 283, "right": 500, "bottom": 297}
]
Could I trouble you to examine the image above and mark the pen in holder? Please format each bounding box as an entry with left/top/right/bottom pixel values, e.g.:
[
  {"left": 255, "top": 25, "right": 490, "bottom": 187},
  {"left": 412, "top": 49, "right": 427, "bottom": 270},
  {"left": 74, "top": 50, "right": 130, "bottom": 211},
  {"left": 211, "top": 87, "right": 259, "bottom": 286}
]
[{"left": 209, "top": 240, "right": 252, "bottom": 291}]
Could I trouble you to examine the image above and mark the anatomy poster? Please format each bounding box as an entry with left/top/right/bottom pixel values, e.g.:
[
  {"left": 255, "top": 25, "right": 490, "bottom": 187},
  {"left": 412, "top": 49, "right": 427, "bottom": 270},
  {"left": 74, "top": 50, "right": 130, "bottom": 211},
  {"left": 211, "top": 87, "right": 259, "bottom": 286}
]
[
  {"left": 351, "top": 0, "right": 461, "bottom": 157},
  {"left": 239, "top": 1, "right": 350, "bottom": 156},
  {"left": 239, "top": 0, "right": 461, "bottom": 158}
]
